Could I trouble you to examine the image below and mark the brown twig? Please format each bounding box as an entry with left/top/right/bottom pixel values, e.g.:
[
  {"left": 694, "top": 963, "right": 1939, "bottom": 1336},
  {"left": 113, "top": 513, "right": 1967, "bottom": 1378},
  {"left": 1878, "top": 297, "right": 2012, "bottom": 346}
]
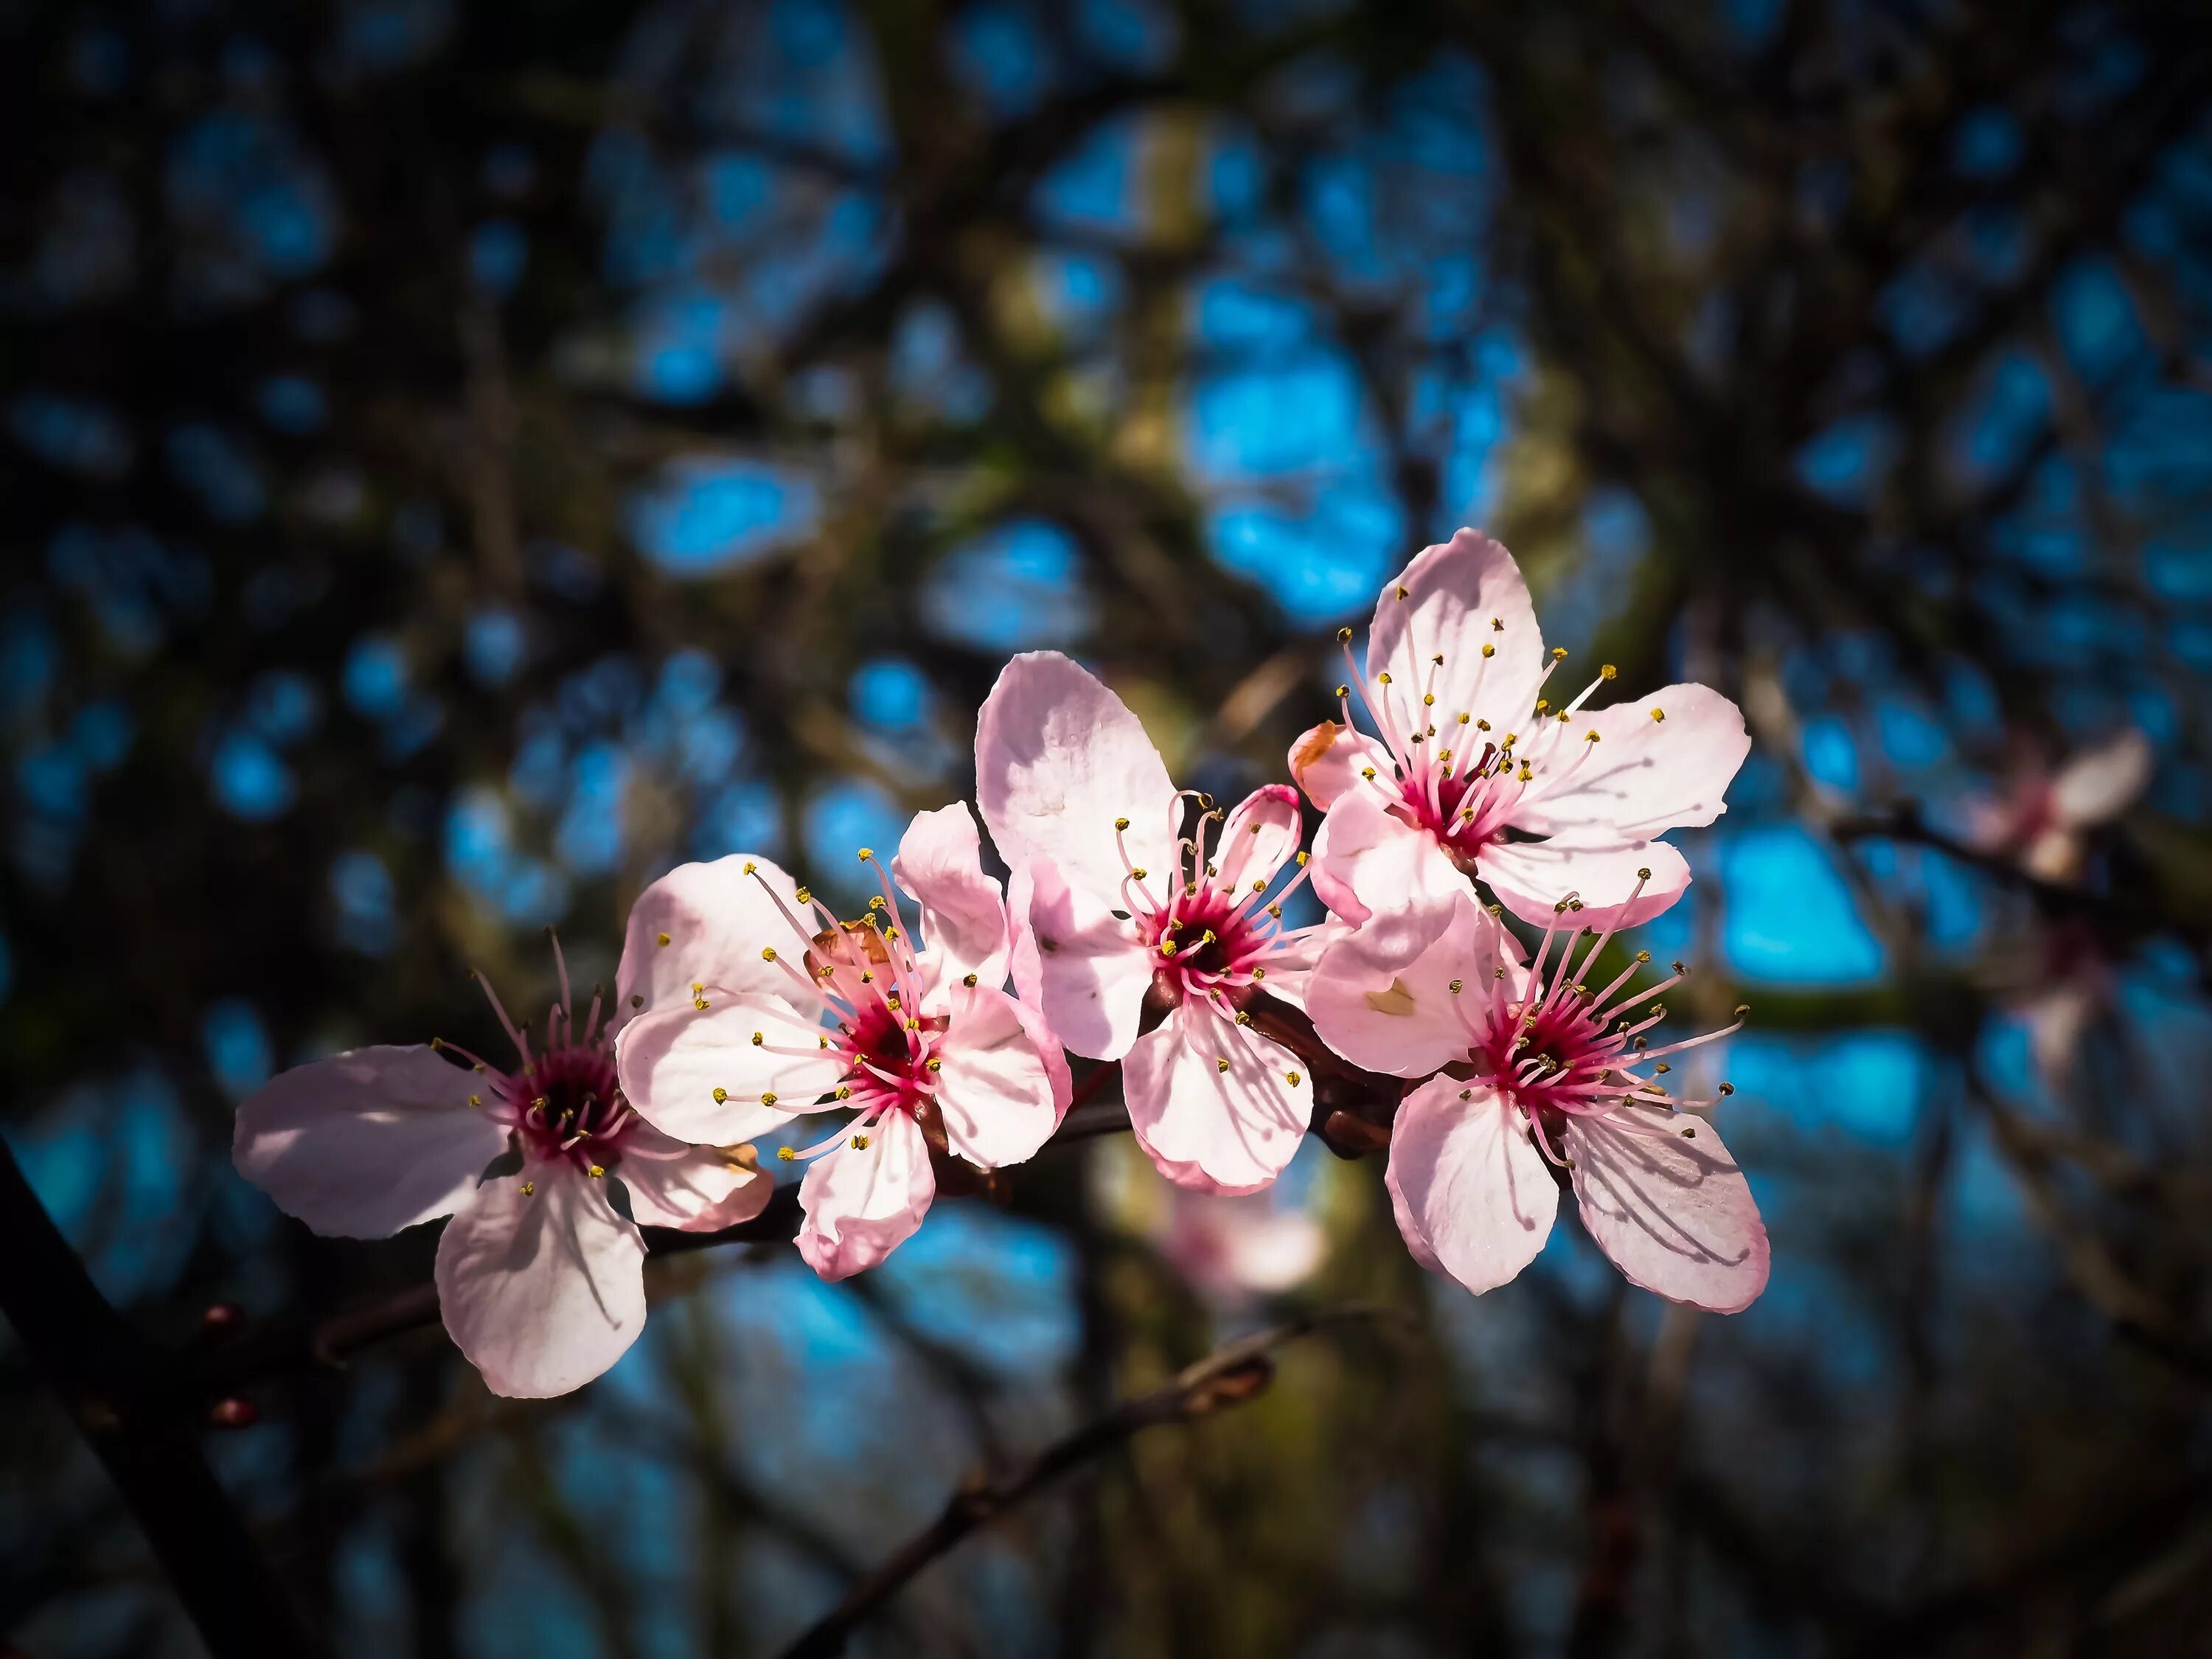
[
  {"left": 773, "top": 1304, "right": 1412, "bottom": 1659},
  {"left": 0, "top": 1130, "right": 321, "bottom": 1656}
]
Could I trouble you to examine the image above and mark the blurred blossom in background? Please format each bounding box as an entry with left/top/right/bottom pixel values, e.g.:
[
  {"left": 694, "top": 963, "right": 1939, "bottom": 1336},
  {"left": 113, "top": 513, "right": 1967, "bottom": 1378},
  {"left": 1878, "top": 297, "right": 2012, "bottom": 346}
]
[{"left": 4, "top": 1, "right": 2212, "bottom": 1655}]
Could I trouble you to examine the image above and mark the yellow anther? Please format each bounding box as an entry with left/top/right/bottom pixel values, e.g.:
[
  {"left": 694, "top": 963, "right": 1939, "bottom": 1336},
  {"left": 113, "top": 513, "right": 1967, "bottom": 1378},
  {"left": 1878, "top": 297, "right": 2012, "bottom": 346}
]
[
  {"left": 1396, "top": 584, "right": 1409, "bottom": 599},
  {"left": 1252, "top": 966, "right": 1266, "bottom": 979},
  {"left": 1361, "top": 767, "right": 1377, "bottom": 780},
  {"left": 761, "top": 946, "right": 778, "bottom": 961},
  {"left": 1131, "top": 867, "right": 1147, "bottom": 880},
  {"left": 1334, "top": 684, "right": 1349, "bottom": 698},
  {"left": 694, "top": 996, "right": 710, "bottom": 1010},
  {"left": 1635, "top": 950, "right": 1650, "bottom": 963},
  {"left": 1432, "top": 653, "right": 1444, "bottom": 665},
  {"left": 1423, "top": 692, "right": 1435, "bottom": 706},
  {"left": 1161, "top": 939, "right": 1178, "bottom": 956},
  {"left": 657, "top": 931, "right": 671, "bottom": 947},
  {"left": 1503, "top": 732, "right": 1517, "bottom": 746},
  {"left": 1377, "top": 671, "right": 1392, "bottom": 685},
  {"left": 1475, "top": 718, "right": 1490, "bottom": 731},
  {"left": 1217, "top": 1057, "right": 1231, "bottom": 1074},
  {"left": 1253, "top": 878, "right": 1267, "bottom": 893},
  {"left": 1296, "top": 849, "right": 1310, "bottom": 866},
  {"left": 588, "top": 1164, "right": 605, "bottom": 1178},
  {"left": 1585, "top": 730, "right": 1600, "bottom": 743},
  {"left": 850, "top": 1133, "right": 870, "bottom": 1150},
  {"left": 868, "top": 894, "right": 885, "bottom": 910},
  {"left": 1285, "top": 1070, "right": 1301, "bottom": 1085},
  {"left": 1235, "top": 1010, "right": 1252, "bottom": 1025},
  {"left": 926, "top": 1057, "right": 942, "bottom": 1071},
  {"left": 519, "top": 1180, "right": 535, "bottom": 1196},
  {"left": 1650, "top": 708, "right": 1666, "bottom": 723},
  {"left": 962, "top": 973, "right": 978, "bottom": 987},
  {"left": 860, "top": 970, "right": 873, "bottom": 982},
  {"left": 1536, "top": 699, "right": 1551, "bottom": 715},
  {"left": 1267, "top": 903, "right": 1281, "bottom": 918},
  {"left": 1517, "top": 763, "right": 1532, "bottom": 782},
  {"left": 1600, "top": 664, "right": 1617, "bottom": 680},
  {"left": 1490, "top": 617, "right": 1503, "bottom": 630},
  {"left": 1718, "top": 1082, "right": 1736, "bottom": 1096},
  {"left": 1183, "top": 881, "right": 1198, "bottom": 897},
  {"left": 776, "top": 1146, "right": 796, "bottom": 1161},
  {"left": 743, "top": 860, "right": 757, "bottom": 874},
  {"left": 835, "top": 1085, "right": 852, "bottom": 1099},
  {"left": 759, "top": 1092, "right": 777, "bottom": 1106},
  {"left": 818, "top": 1036, "right": 829, "bottom": 1048},
  {"left": 1636, "top": 866, "right": 1651, "bottom": 880},
  {"left": 467, "top": 1093, "right": 481, "bottom": 1107},
  {"left": 858, "top": 846, "right": 873, "bottom": 860},
  {"left": 1481, "top": 643, "right": 1495, "bottom": 658},
  {"left": 713, "top": 1087, "right": 728, "bottom": 1102},
  {"left": 794, "top": 886, "right": 810, "bottom": 904},
  {"left": 1457, "top": 712, "right": 1470, "bottom": 725},
  {"left": 1337, "top": 626, "right": 1353, "bottom": 642},
  {"left": 1115, "top": 816, "right": 1130, "bottom": 830},
  {"left": 905, "top": 1018, "right": 919, "bottom": 1031},
  {"left": 751, "top": 1032, "right": 765, "bottom": 1046}
]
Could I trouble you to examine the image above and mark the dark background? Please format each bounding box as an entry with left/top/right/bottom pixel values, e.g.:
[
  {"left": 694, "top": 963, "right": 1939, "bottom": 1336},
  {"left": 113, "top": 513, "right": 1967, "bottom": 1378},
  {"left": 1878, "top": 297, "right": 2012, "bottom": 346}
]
[{"left": 5, "top": 1, "right": 2212, "bottom": 1654}]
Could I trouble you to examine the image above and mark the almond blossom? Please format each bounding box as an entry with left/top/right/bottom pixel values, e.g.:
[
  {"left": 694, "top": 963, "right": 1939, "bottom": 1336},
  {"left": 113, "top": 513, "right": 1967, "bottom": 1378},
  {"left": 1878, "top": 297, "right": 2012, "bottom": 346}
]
[
  {"left": 613, "top": 804, "right": 1068, "bottom": 1281},
  {"left": 1963, "top": 728, "right": 2152, "bottom": 884},
  {"left": 1290, "top": 528, "right": 1750, "bottom": 960},
  {"left": 1306, "top": 886, "right": 1768, "bottom": 1312},
  {"left": 233, "top": 942, "right": 770, "bottom": 1398},
  {"left": 977, "top": 651, "right": 1344, "bottom": 1194}
]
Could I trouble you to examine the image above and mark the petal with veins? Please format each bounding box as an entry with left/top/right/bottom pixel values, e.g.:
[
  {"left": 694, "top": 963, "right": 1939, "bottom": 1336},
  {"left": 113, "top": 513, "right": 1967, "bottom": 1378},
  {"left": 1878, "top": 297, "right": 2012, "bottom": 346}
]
[
  {"left": 1566, "top": 1107, "right": 1769, "bottom": 1314},
  {"left": 1366, "top": 529, "right": 1548, "bottom": 751},
  {"left": 932, "top": 983, "right": 1060, "bottom": 1167},
  {"left": 1017, "top": 855, "right": 1153, "bottom": 1061},
  {"left": 1310, "top": 789, "right": 1471, "bottom": 961},
  {"left": 616, "top": 1001, "right": 844, "bottom": 1144},
  {"left": 975, "top": 650, "right": 1180, "bottom": 904},
  {"left": 436, "top": 1166, "right": 647, "bottom": 1399},
  {"left": 615, "top": 855, "right": 815, "bottom": 1027},
  {"left": 1309, "top": 893, "right": 1519, "bottom": 1079},
  {"left": 796, "top": 1109, "right": 936, "bottom": 1281},
  {"left": 1385, "top": 1077, "right": 1557, "bottom": 1296},
  {"left": 1478, "top": 834, "right": 1690, "bottom": 933},
  {"left": 233, "top": 1046, "right": 505, "bottom": 1238},
  {"left": 892, "top": 802, "right": 1009, "bottom": 987},
  {"left": 614, "top": 1121, "right": 773, "bottom": 1231},
  {"left": 1509, "top": 684, "right": 1750, "bottom": 841},
  {"left": 1209, "top": 784, "right": 1303, "bottom": 897},
  {"left": 1123, "top": 1001, "right": 1310, "bottom": 1195}
]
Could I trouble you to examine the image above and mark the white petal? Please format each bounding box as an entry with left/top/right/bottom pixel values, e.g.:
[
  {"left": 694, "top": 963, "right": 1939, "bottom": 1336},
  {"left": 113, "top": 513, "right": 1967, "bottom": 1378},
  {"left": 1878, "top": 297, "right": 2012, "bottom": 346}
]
[
  {"left": 1508, "top": 684, "right": 1750, "bottom": 841},
  {"left": 892, "top": 802, "right": 1010, "bottom": 987},
  {"left": 1477, "top": 835, "right": 1691, "bottom": 933},
  {"left": 1208, "top": 785, "right": 1303, "bottom": 898},
  {"left": 436, "top": 1166, "right": 647, "bottom": 1398},
  {"left": 1366, "top": 530, "right": 1547, "bottom": 751},
  {"left": 1385, "top": 1077, "right": 1557, "bottom": 1295},
  {"left": 1309, "top": 789, "right": 1472, "bottom": 961},
  {"left": 931, "top": 984, "right": 1060, "bottom": 1168},
  {"left": 613, "top": 855, "right": 817, "bottom": 1027},
  {"left": 613, "top": 1121, "right": 773, "bottom": 1231},
  {"left": 796, "top": 1110, "right": 936, "bottom": 1281},
  {"left": 2051, "top": 730, "right": 2153, "bottom": 827},
  {"left": 1307, "top": 893, "right": 1513, "bottom": 1079},
  {"left": 1123, "top": 1001, "right": 1310, "bottom": 1194},
  {"left": 1567, "top": 1107, "right": 1769, "bottom": 1313},
  {"left": 615, "top": 1001, "right": 844, "bottom": 1143},
  {"left": 232, "top": 1046, "right": 505, "bottom": 1239},
  {"left": 1016, "top": 855, "right": 1153, "bottom": 1061}
]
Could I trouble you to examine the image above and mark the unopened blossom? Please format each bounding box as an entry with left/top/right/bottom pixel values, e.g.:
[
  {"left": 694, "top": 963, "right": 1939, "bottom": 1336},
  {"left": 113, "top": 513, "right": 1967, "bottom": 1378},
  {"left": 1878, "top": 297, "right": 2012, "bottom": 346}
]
[
  {"left": 234, "top": 943, "right": 770, "bottom": 1398},
  {"left": 977, "top": 651, "right": 1343, "bottom": 1194},
  {"left": 614, "top": 804, "right": 1068, "bottom": 1281},
  {"left": 1290, "top": 529, "right": 1750, "bottom": 959},
  {"left": 1964, "top": 728, "right": 2152, "bottom": 884},
  {"left": 1307, "top": 885, "right": 1768, "bottom": 1312}
]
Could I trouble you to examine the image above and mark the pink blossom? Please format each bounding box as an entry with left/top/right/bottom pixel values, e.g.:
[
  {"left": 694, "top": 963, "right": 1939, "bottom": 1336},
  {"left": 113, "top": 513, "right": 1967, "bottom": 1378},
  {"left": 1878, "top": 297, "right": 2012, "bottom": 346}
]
[
  {"left": 977, "top": 651, "right": 1344, "bottom": 1194},
  {"left": 234, "top": 944, "right": 770, "bottom": 1398},
  {"left": 1152, "top": 1187, "right": 1326, "bottom": 1304},
  {"left": 1307, "top": 887, "right": 1768, "bottom": 1312},
  {"left": 1291, "top": 529, "right": 1750, "bottom": 959},
  {"left": 614, "top": 803, "right": 1068, "bottom": 1281},
  {"left": 1963, "top": 729, "right": 2152, "bottom": 883}
]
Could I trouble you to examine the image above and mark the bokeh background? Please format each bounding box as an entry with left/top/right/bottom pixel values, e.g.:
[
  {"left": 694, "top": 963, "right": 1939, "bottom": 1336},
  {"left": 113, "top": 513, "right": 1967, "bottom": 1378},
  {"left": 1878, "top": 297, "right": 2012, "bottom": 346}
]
[{"left": 6, "top": 1, "right": 2212, "bottom": 1654}]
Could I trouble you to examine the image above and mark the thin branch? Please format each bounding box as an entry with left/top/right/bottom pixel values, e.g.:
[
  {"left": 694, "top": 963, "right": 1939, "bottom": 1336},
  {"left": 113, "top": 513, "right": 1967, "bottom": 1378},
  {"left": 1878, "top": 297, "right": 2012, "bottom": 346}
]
[
  {"left": 0, "top": 1131, "right": 321, "bottom": 1657},
  {"left": 773, "top": 1303, "right": 1412, "bottom": 1659}
]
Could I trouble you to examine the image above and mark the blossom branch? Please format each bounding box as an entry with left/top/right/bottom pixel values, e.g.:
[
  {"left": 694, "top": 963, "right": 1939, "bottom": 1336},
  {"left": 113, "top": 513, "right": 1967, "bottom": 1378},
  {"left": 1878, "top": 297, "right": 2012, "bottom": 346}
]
[
  {"left": 774, "top": 1304, "right": 1413, "bottom": 1659},
  {"left": 0, "top": 1130, "right": 321, "bottom": 1657}
]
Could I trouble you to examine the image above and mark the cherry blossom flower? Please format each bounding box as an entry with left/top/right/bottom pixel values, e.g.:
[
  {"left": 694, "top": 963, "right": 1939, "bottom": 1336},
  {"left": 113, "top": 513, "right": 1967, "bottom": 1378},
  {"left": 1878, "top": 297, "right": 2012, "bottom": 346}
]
[
  {"left": 1307, "top": 884, "right": 1768, "bottom": 1312},
  {"left": 234, "top": 942, "right": 770, "bottom": 1398},
  {"left": 1963, "top": 729, "right": 2152, "bottom": 884},
  {"left": 1289, "top": 529, "right": 1750, "bottom": 959},
  {"left": 1152, "top": 1187, "right": 1326, "bottom": 1304},
  {"left": 977, "top": 651, "right": 1344, "bottom": 1194},
  {"left": 613, "top": 803, "right": 1068, "bottom": 1281}
]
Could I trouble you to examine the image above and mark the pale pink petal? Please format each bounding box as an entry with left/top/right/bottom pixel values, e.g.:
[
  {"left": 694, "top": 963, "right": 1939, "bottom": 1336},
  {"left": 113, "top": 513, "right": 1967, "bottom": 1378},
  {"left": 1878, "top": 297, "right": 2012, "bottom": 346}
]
[
  {"left": 1385, "top": 1077, "right": 1557, "bottom": 1295},
  {"left": 2022, "top": 827, "right": 2084, "bottom": 883},
  {"left": 1310, "top": 789, "right": 1471, "bottom": 961},
  {"left": 1307, "top": 893, "right": 1512, "bottom": 1079},
  {"left": 1478, "top": 834, "right": 1690, "bottom": 933},
  {"left": 1001, "top": 860, "right": 1075, "bottom": 1117},
  {"left": 975, "top": 651, "right": 1180, "bottom": 904},
  {"left": 1209, "top": 784, "right": 1303, "bottom": 897},
  {"left": 1366, "top": 529, "right": 1547, "bottom": 746},
  {"left": 1566, "top": 1107, "right": 1769, "bottom": 1313},
  {"left": 1016, "top": 855, "right": 1153, "bottom": 1060},
  {"left": 796, "top": 1108, "right": 936, "bottom": 1281},
  {"left": 613, "top": 1121, "right": 773, "bottom": 1231},
  {"left": 891, "top": 802, "right": 1009, "bottom": 987},
  {"left": 931, "top": 983, "right": 1060, "bottom": 1166},
  {"left": 2051, "top": 730, "right": 2152, "bottom": 827},
  {"left": 435, "top": 1166, "right": 647, "bottom": 1398},
  {"left": 233, "top": 1046, "right": 504, "bottom": 1239},
  {"left": 614, "top": 855, "right": 815, "bottom": 1028},
  {"left": 1245, "top": 917, "right": 1356, "bottom": 1012},
  {"left": 1509, "top": 684, "right": 1750, "bottom": 841},
  {"left": 1123, "top": 1001, "right": 1310, "bottom": 1194},
  {"left": 615, "top": 1000, "right": 844, "bottom": 1144},
  {"left": 1287, "top": 720, "right": 1392, "bottom": 811}
]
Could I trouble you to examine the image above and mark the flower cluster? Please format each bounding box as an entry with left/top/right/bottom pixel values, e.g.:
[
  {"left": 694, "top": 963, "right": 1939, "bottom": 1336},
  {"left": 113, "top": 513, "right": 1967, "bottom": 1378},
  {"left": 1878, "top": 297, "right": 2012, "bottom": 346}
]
[{"left": 234, "top": 529, "right": 1767, "bottom": 1397}]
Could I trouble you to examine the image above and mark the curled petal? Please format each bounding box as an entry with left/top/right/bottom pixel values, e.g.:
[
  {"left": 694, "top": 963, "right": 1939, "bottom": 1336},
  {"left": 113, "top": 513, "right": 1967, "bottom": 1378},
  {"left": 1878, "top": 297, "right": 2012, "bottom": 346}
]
[
  {"left": 436, "top": 1166, "right": 647, "bottom": 1399},
  {"left": 893, "top": 802, "right": 1009, "bottom": 987},
  {"left": 1566, "top": 1107, "right": 1770, "bottom": 1314},
  {"left": 796, "top": 1109, "right": 936, "bottom": 1281},
  {"left": 1310, "top": 790, "right": 1470, "bottom": 961},
  {"left": 1209, "top": 784, "right": 1304, "bottom": 897},
  {"left": 233, "top": 1046, "right": 504, "bottom": 1239},
  {"left": 1015, "top": 855, "right": 1152, "bottom": 1061},
  {"left": 975, "top": 651, "right": 1180, "bottom": 905},
  {"left": 1385, "top": 1077, "right": 1556, "bottom": 1296},
  {"left": 616, "top": 1002, "right": 844, "bottom": 1144},
  {"left": 1288, "top": 720, "right": 1394, "bottom": 812},
  {"left": 1123, "top": 1001, "right": 1310, "bottom": 1195},
  {"left": 614, "top": 1121, "right": 773, "bottom": 1231}
]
